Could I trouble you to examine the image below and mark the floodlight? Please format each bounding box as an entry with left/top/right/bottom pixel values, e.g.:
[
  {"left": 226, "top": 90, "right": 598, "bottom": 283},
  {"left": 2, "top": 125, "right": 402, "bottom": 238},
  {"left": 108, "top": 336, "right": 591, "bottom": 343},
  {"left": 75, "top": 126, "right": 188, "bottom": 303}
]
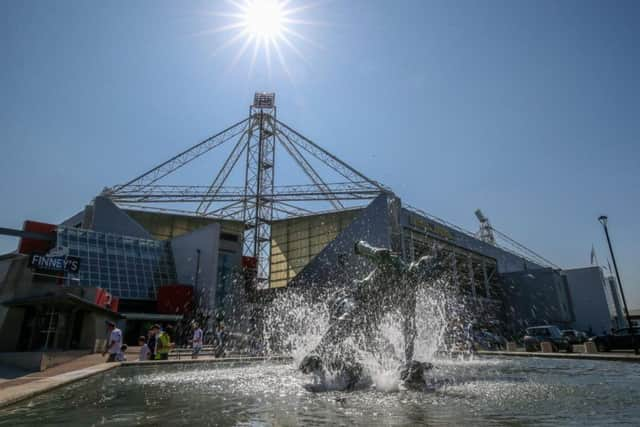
[
  {"left": 253, "top": 92, "right": 276, "bottom": 109},
  {"left": 475, "top": 209, "right": 487, "bottom": 223}
]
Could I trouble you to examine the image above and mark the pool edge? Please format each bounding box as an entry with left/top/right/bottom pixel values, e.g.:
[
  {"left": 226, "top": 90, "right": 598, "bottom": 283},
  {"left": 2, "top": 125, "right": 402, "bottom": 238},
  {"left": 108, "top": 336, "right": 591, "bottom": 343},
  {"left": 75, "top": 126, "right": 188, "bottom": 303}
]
[
  {"left": 0, "top": 356, "right": 293, "bottom": 410},
  {"left": 477, "top": 350, "right": 640, "bottom": 362},
  {"left": 0, "top": 362, "right": 121, "bottom": 410}
]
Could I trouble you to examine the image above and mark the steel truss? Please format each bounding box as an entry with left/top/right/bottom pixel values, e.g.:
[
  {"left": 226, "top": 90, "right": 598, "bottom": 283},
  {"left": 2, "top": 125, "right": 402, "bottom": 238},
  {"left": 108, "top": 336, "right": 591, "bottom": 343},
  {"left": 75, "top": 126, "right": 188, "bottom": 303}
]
[{"left": 104, "top": 93, "right": 387, "bottom": 289}]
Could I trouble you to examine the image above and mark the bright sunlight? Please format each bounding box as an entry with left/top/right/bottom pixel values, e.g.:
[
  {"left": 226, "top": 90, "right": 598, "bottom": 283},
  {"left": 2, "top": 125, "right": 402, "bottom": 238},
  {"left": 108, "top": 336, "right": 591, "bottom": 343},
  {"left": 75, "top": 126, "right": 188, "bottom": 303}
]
[
  {"left": 243, "top": 0, "right": 284, "bottom": 40},
  {"left": 204, "top": 0, "right": 322, "bottom": 78}
]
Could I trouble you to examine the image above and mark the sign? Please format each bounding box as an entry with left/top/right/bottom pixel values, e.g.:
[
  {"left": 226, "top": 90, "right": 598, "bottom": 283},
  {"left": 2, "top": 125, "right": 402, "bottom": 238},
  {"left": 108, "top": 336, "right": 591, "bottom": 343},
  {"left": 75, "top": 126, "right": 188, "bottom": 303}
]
[
  {"left": 29, "top": 248, "right": 80, "bottom": 273},
  {"left": 95, "top": 288, "right": 119, "bottom": 312}
]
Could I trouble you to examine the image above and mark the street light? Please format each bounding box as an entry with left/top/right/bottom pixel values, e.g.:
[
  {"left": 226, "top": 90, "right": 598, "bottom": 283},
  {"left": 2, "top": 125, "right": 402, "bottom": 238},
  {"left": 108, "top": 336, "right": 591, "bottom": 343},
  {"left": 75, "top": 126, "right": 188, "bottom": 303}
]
[{"left": 598, "top": 215, "right": 637, "bottom": 354}]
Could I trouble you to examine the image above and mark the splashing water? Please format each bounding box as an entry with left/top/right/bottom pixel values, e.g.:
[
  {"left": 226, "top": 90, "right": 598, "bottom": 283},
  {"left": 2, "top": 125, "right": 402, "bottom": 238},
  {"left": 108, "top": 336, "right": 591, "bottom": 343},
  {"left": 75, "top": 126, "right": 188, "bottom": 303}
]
[
  {"left": 262, "top": 291, "right": 330, "bottom": 366},
  {"left": 263, "top": 272, "right": 469, "bottom": 391}
]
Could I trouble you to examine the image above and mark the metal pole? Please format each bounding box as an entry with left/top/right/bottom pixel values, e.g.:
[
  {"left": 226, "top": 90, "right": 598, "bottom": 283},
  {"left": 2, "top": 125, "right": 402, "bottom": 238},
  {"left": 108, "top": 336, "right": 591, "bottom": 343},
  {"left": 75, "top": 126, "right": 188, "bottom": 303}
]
[
  {"left": 194, "top": 248, "right": 201, "bottom": 309},
  {"left": 599, "top": 216, "right": 637, "bottom": 354}
]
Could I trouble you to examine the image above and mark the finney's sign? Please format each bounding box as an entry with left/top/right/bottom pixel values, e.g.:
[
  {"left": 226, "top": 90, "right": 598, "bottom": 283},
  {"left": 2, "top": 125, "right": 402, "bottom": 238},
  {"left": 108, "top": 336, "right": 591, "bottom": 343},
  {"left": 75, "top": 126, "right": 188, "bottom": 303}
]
[{"left": 28, "top": 246, "right": 80, "bottom": 273}]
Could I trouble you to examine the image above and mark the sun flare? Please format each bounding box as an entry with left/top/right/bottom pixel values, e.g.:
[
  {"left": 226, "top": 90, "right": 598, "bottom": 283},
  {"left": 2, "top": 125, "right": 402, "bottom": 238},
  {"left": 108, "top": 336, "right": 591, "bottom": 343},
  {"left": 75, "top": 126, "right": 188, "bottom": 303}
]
[
  {"left": 242, "top": 0, "right": 284, "bottom": 40},
  {"left": 204, "top": 0, "right": 322, "bottom": 78}
]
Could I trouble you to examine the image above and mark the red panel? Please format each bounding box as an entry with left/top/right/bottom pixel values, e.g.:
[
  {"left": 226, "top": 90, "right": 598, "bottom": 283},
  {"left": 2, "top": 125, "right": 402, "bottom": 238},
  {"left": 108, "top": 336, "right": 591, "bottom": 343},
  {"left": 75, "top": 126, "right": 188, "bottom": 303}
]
[
  {"left": 110, "top": 297, "right": 120, "bottom": 312},
  {"left": 157, "top": 285, "right": 194, "bottom": 315},
  {"left": 18, "top": 221, "right": 56, "bottom": 255},
  {"left": 242, "top": 256, "right": 257, "bottom": 269},
  {"left": 94, "top": 288, "right": 119, "bottom": 313}
]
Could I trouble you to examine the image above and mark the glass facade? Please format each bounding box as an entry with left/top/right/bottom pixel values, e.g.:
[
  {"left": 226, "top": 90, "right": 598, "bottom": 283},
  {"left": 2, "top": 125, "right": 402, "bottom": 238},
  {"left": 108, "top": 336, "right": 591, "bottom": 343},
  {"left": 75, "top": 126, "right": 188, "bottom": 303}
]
[
  {"left": 215, "top": 252, "right": 236, "bottom": 307},
  {"left": 57, "top": 227, "right": 177, "bottom": 300}
]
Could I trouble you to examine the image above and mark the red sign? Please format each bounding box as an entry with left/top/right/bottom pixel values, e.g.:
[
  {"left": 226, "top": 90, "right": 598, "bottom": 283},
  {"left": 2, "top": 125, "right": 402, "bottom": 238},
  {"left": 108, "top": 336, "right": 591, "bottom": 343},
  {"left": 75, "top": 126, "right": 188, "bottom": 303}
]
[
  {"left": 95, "top": 288, "right": 120, "bottom": 312},
  {"left": 18, "top": 221, "right": 56, "bottom": 255}
]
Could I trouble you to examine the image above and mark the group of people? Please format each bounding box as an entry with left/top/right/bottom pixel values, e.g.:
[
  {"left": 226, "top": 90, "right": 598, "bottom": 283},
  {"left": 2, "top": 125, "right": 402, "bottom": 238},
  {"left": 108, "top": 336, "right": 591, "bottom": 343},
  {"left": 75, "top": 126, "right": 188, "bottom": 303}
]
[
  {"left": 103, "top": 318, "right": 225, "bottom": 362},
  {"left": 138, "top": 324, "right": 173, "bottom": 361},
  {"left": 188, "top": 320, "right": 225, "bottom": 359},
  {"left": 103, "top": 321, "right": 173, "bottom": 362}
]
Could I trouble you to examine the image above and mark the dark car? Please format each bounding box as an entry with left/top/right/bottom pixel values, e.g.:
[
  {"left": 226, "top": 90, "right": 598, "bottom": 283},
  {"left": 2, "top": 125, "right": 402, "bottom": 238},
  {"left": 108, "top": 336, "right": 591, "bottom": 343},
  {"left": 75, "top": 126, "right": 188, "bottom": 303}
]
[
  {"left": 524, "top": 325, "right": 572, "bottom": 352},
  {"left": 561, "top": 329, "right": 588, "bottom": 345},
  {"left": 589, "top": 328, "right": 638, "bottom": 352}
]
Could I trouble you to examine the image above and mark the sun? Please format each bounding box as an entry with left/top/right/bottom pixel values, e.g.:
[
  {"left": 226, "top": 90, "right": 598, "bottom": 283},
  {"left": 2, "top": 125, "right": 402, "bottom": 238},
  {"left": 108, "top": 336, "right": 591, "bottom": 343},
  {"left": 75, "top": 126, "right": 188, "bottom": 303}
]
[
  {"left": 203, "top": 0, "right": 322, "bottom": 78},
  {"left": 242, "top": 0, "right": 284, "bottom": 40}
]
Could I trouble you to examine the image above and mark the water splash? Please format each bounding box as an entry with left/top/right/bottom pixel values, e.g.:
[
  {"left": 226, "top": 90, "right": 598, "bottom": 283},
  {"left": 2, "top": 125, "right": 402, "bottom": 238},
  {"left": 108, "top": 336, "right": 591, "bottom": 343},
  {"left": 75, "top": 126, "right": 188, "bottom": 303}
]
[{"left": 263, "top": 272, "right": 470, "bottom": 391}]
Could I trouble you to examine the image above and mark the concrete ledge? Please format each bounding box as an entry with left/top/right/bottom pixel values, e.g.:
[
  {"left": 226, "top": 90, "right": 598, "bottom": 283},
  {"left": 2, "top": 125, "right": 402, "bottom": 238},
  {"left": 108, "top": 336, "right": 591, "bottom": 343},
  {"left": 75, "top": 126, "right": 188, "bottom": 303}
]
[
  {"left": 0, "top": 350, "right": 92, "bottom": 372},
  {"left": 477, "top": 350, "right": 640, "bottom": 362},
  {"left": 123, "top": 355, "right": 292, "bottom": 367},
  {"left": 0, "top": 362, "right": 120, "bottom": 409}
]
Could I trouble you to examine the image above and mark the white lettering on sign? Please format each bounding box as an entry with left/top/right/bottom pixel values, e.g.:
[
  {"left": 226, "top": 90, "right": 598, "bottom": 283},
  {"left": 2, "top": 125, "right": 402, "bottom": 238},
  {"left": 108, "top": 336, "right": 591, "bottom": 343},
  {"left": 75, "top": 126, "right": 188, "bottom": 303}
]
[{"left": 29, "top": 253, "right": 80, "bottom": 273}]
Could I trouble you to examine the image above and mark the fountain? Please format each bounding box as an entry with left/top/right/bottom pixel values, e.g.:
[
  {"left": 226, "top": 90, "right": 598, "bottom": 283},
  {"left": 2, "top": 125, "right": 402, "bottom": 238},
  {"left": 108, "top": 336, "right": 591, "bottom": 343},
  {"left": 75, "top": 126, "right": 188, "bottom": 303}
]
[
  {"left": 296, "top": 240, "right": 451, "bottom": 391},
  {"left": 1, "top": 241, "right": 639, "bottom": 425}
]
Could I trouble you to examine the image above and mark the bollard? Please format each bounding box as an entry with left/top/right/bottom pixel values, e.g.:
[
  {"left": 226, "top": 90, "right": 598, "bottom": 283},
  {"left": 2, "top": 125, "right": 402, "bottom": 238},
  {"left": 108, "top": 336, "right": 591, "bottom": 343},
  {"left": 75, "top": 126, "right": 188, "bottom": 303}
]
[
  {"left": 506, "top": 342, "right": 518, "bottom": 352},
  {"left": 540, "top": 341, "right": 554, "bottom": 353},
  {"left": 584, "top": 341, "right": 598, "bottom": 353}
]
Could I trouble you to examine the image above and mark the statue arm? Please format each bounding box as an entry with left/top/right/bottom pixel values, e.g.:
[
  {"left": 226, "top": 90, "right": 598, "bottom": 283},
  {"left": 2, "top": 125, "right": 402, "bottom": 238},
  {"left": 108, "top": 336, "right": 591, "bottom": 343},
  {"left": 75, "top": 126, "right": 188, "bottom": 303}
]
[
  {"left": 354, "top": 241, "right": 408, "bottom": 273},
  {"left": 408, "top": 253, "right": 448, "bottom": 282}
]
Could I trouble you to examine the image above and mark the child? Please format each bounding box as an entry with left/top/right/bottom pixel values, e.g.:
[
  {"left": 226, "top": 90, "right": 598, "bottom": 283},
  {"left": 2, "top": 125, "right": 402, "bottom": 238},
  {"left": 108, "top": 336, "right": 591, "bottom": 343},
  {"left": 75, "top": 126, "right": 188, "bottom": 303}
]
[
  {"left": 116, "top": 344, "right": 128, "bottom": 362},
  {"left": 138, "top": 336, "right": 150, "bottom": 361}
]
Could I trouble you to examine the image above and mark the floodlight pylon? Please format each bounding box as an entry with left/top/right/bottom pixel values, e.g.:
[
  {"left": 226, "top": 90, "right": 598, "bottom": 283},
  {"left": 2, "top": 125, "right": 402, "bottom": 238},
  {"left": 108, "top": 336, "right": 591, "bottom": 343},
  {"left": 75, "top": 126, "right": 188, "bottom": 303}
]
[
  {"left": 242, "top": 95, "right": 277, "bottom": 290},
  {"left": 104, "top": 92, "right": 388, "bottom": 290}
]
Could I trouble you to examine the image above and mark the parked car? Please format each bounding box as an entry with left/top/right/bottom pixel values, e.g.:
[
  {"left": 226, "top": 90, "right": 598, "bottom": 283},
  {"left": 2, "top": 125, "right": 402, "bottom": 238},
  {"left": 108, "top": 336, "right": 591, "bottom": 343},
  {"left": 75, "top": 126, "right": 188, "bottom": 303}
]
[
  {"left": 561, "top": 329, "right": 588, "bottom": 345},
  {"left": 589, "top": 328, "right": 638, "bottom": 352},
  {"left": 523, "top": 325, "right": 572, "bottom": 352}
]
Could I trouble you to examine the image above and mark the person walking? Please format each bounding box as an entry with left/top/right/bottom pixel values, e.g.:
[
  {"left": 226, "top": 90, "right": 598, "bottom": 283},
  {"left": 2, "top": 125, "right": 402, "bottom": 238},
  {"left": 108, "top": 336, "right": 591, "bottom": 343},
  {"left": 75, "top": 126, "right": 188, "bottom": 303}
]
[
  {"left": 147, "top": 325, "right": 159, "bottom": 360},
  {"left": 155, "top": 325, "right": 172, "bottom": 360},
  {"left": 215, "top": 313, "right": 226, "bottom": 358},
  {"left": 192, "top": 322, "right": 203, "bottom": 359},
  {"left": 102, "top": 320, "right": 122, "bottom": 363}
]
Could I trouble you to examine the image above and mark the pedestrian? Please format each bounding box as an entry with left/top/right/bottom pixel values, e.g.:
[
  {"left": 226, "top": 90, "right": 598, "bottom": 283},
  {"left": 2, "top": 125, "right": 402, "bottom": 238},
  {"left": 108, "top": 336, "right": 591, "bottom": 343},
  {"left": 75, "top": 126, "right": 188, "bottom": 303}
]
[
  {"left": 148, "top": 325, "right": 160, "bottom": 360},
  {"left": 102, "top": 320, "right": 122, "bottom": 363},
  {"left": 116, "top": 344, "right": 128, "bottom": 361},
  {"left": 155, "top": 325, "right": 172, "bottom": 360},
  {"left": 215, "top": 314, "right": 226, "bottom": 358},
  {"left": 138, "top": 336, "right": 150, "bottom": 361},
  {"left": 192, "top": 322, "right": 203, "bottom": 359}
]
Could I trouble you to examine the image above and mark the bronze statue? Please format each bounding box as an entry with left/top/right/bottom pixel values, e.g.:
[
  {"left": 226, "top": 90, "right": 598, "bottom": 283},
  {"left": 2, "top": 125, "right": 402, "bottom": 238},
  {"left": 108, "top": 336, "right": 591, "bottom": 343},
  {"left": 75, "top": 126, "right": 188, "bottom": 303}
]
[{"left": 299, "top": 240, "right": 449, "bottom": 390}]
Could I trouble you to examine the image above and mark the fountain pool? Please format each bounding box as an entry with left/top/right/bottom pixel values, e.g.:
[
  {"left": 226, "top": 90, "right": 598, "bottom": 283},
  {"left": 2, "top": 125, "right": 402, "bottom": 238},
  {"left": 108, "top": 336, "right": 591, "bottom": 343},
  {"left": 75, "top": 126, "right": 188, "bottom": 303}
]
[{"left": 0, "top": 357, "right": 638, "bottom": 426}]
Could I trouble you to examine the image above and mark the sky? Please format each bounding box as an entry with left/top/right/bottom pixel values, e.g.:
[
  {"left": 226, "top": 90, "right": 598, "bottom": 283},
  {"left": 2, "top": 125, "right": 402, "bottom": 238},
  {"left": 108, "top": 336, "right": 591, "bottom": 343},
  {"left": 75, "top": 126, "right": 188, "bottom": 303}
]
[{"left": 1, "top": 1, "right": 639, "bottom": 307}]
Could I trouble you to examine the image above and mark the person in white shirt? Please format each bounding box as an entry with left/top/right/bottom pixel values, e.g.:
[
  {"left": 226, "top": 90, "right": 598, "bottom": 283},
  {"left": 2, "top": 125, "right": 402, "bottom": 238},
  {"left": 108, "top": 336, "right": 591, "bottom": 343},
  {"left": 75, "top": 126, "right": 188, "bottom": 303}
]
[
  {"left": 138, "top": 336, "right": 151, "bottom": 361},
  {"left": 102, "top": 320, "right": 122, "bottom": 362},
  {"left": 192, "top": 322, "right": 203, "bottom": 359}
]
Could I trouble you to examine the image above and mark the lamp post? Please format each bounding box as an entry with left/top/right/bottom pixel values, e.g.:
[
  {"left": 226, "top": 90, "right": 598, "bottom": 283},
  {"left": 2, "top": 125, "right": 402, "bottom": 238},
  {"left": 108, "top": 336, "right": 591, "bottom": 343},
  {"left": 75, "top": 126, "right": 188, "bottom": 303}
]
[{"left": 598, "top": 215, "right": 637, "bottom": 354}]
